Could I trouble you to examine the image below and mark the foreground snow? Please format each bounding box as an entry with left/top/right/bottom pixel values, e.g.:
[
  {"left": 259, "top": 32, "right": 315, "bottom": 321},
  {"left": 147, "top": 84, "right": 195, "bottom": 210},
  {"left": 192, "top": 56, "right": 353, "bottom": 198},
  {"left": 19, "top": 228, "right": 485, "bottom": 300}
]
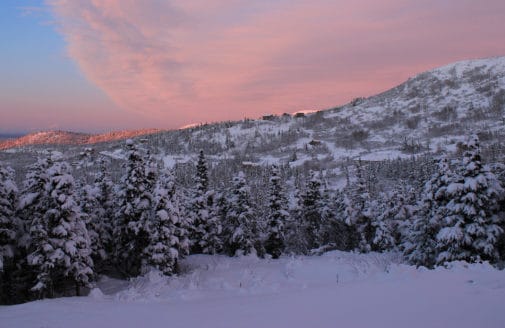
[{"left": 1, "top": 252, "right": 504, "bottom": 328}]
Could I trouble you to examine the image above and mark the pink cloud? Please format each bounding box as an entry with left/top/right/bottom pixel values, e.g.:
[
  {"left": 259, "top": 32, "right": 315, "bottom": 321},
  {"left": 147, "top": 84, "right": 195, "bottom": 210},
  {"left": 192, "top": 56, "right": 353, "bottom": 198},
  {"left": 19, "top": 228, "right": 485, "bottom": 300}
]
[{"left": 47, "top": 0, "right": 505, "bottom": 128}]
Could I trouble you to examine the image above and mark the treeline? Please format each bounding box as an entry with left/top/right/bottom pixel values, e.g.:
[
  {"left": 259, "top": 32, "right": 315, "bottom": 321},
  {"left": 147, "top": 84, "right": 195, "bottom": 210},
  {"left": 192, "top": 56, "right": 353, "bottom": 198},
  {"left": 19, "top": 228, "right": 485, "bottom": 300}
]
[{"left": 1, "top": 135, "right": 505, "bottom": 304}]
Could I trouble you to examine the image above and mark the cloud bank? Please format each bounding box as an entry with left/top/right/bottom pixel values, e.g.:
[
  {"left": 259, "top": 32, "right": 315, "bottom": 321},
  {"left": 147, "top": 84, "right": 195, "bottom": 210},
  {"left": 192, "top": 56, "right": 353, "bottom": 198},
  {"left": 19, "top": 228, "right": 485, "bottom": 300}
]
[{"left": 47, "top": 0, "right": 505, "bottom": 127}]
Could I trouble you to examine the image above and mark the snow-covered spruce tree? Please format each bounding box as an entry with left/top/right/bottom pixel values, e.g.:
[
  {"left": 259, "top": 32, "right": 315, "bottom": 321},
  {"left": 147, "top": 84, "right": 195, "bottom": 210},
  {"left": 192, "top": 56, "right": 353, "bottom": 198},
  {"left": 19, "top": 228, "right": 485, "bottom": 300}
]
[
  {"left": 0, "top": 164, "right": 18, "bottom": 272},
  {"left": 187, "top": 150, "right": 208, "bottom": 254},
  {"left": 94, "top": 157, "right": 115, "bottom": 259},
  {"left": 27, "top": 161, "right": 93, "bottom": 298},
  {"left": 114, "top": 139, "right": 155, "bottom": 277},
  {"left": 298, "top": 170, "right": 325, "bottom": 252},
  {"left": 9, "top": 157, "right": 54, "bottom": 303},
  {"left": 373, "top": 182, "right": 417, "bottom": 252},
  {"left": 391, "top": 182, "right": 418, "bottom": 247},
  {"left": 188, "top": 150, "right": 222, "bottom": 254},
  {"left": 196, "top": 149, "right": 209, "bottom": 192},
  {"left": 496, "top": 164, "right": 505, "bottom": 261},
  {"left": 0, "top": 164, "right": 19, "bottom": 304},
  {"left": 403, "top": 158, "right": 451, "bottom": 268},
  {"left": 18, "top": 157, "right": 52, "bottom": 226},
  {"left": 223, "top": 172, "right": 257, "bottom": 256},
  {"left": 436, "top": 135, "right": 504, "bottom": 264},
  {"left": 264, "top": 165, "right": 288, "bottom": 259},
  {"left": 284, "top": 183, "right": 306, "bottom": 254},
  {"left": 202, "top": 190, "right": 224, "bottom": 254},
  {"left": 344, "top": 161, "right": 374, "bottom": 252},
  {"left": 322, "top": 188, "right": 356, "bottom": 251},
  {"left": 81, "top": 157, "right": 114, "bottom": 272},
  {"left": 306, "top": 181, "right": 350, "bottom": 255},
  {"left": 145, "top": 168, "right": 189, "bottom": 275},
  {"left": 80, "top": 184, "right": 100, "bottom": 261},
  {"left": 370, "top": 193, "right": 395, "bottom": 252}
]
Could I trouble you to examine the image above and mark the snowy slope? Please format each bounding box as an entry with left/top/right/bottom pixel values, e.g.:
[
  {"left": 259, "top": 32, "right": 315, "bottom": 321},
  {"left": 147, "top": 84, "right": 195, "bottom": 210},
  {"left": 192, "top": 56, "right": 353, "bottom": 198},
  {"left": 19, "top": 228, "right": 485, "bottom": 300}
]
[
  {"left": 155, "top": 56, "right": 505, "bottom": 166},
  {"left": 223, "top": 57, "right": 503, "bottom": 141},
  {"left": 3, "top": 57, "right": 505, "bottom": 164},
  {"left": 1, "top": 252, "right": 504, "bottom": 328},
  {"left": 129, "top": 56, "right": 504, "bottom": 180}
]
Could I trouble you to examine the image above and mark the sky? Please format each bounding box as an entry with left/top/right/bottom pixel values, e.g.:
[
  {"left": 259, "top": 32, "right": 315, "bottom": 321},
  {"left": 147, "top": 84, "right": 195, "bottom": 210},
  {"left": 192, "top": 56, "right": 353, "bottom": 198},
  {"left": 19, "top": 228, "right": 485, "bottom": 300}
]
[{"left": 1, "top": 0, "right": 505, "bottom": 134}]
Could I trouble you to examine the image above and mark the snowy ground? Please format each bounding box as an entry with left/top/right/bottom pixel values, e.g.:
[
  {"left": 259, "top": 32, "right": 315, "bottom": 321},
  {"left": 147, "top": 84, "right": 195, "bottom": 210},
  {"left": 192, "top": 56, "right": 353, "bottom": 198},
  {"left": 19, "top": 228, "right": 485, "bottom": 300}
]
[{"left": 1, "top": 252, "right": 504, "bottom": 328}]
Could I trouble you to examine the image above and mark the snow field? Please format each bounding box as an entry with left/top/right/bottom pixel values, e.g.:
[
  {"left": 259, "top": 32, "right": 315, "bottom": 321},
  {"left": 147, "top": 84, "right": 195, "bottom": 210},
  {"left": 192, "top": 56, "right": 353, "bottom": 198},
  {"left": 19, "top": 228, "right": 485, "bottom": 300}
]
[{"left": 1, "top": 251, "right": 504, "bottom": 328}]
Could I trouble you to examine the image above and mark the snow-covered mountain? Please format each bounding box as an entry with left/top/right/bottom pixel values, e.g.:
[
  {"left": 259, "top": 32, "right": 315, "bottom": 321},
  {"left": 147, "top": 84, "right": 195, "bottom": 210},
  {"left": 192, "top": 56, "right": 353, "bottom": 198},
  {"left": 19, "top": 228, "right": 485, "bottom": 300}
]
[
  {"left": 0, "top": 129, "right": 163, "bottom": 150},
  {"left": 1, "top": 56, "right": 505, "bottom": 169},
  {"left": 110, "top": 56, "right": 505, "bottom": 167},
  {"left": 179, "top": 56, "right": 504, "bottom": 164}
]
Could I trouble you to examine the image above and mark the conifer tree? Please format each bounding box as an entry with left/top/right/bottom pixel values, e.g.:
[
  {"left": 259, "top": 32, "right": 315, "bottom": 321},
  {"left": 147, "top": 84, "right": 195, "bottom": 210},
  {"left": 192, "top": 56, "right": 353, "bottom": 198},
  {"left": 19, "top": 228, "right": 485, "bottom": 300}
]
[
  {"left": 10, "top": 158, "right": 53, "bottom": 303},
  {"left": 497, "top": 165, "right": 505, "bottom": 260},
  {"left": 145, "top": 168, "right": 189, "bottom": 275},
  {"left": 299, "top": 170, "right": 324, "bottom": 251},
  {"left": 264, "top": 165, "right": 288, "bottom": 258},
  {"left": 0, "top": 164, "right": 18, "bottom": 272},
  {"left": 27, "top": 161, "right": 93, "bottom": 297},
  {"left": 327, "top": 189, "right": 356, "bottom": 251},
  {"left": 345, "top": 161, "right": 374, "bottom": 252},
  {"left": 115, "top": 140, "right": 155, "bottom": 276},
  {"left": 188, "top": 150, "right": 222, "bottom": 254},
  {"left": 0, "top": 164, "right": 19, "bottom": 303},
  {"left": 436, "top": 135, "right": 504, "bottom": 264},
  {"left": 18, "top": 158, "right": 52, "bottom": 227},
  {"left": 284, "top": 184, "right": 307, "bottom": 254},
  {"left": 372, "top": 194, "right": 400, "bottom": 251},
  {"left": 201, "top": 190, "right": 224, "bottom": 254},
  {"left": 95, "top": 158, "right": 115, "bottom": 255},
  {"left": 188, "top": 150, "right": 208, "bottom": 253},
  {"left": 391, "top": 182, "right": 418, "bottom": 246},
  {"left": 223, "top": 172, "right": 256, "bottom": 256},
  {"left": 373, "top": 183, "right": 415, "bottom": 251},
  {"left": 404, "top": 158, "right": 451, "bottom": 267},
  {"left": 196, "top": 150, "right": 209, "bottom": 192},
  {"left": 81, "top": 157, "right": 114, "bottom": 271}
]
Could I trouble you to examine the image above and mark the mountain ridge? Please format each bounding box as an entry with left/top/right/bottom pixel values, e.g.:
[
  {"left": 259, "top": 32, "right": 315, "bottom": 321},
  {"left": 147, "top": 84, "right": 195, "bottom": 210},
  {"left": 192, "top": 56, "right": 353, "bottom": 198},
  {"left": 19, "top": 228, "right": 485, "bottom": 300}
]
[{"left": 0, "top": 129, "right": 163, "bottom": 150}]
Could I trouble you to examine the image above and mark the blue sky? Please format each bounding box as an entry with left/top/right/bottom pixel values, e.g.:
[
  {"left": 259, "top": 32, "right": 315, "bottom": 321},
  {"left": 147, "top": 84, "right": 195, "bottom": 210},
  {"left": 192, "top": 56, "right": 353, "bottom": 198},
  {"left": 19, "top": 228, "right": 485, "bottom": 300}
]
[
  {"left": 0, "top": 1, "right": 138, "bottom": 133},
  {"left": 1, "top": 0, "right": 88, "bottom": 107}
]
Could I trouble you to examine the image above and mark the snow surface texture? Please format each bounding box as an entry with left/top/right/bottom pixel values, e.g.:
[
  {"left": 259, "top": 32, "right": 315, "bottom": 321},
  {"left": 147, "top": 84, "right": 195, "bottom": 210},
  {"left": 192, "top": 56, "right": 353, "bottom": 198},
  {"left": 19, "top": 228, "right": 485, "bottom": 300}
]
[{"left": 1, "top": 251, "right": 504, "bottom": 328}]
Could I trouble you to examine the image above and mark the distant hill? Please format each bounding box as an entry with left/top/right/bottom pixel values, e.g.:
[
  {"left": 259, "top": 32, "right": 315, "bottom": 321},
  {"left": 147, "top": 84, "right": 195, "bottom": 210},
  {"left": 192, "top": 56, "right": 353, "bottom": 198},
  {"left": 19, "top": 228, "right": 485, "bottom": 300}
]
[{"left": 0, "top": 129, "right": 163, "bottom": 150}]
